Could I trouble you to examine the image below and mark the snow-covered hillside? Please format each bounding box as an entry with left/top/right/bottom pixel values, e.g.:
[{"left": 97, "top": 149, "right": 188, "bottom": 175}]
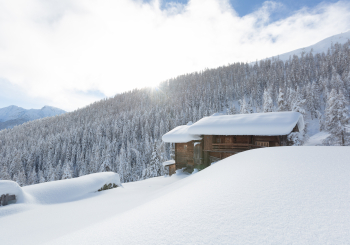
[
  {"left": 1, "top": 147, "right": 349, "bottom": 244},
  {"left": 272, "top": 30, "right": 350, "bottom": 61},
  {"left": 0, "top": 105, "right": 66, "bottom": 130}
]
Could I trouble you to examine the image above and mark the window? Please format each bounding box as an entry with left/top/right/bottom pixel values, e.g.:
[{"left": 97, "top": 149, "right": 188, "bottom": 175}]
[
  {"left": 184, "top": 145, "right": 187, "bottom": 150},
  {"left": 193, "top": 143, "right": 202, "bottom": 164},
  {"left": 225, "top": 137, "right": 232, "bottom": 143},
  {"left": 256, "top": 141, "right": 269, "bottom": 147},
  {"left": 216, "top": 138, "right": 221, "bottom": 143}
]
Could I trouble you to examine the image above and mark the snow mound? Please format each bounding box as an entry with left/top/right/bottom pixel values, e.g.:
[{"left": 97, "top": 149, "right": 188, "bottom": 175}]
[
  {"left": 188, "top": 111, "right": 304, "bottom": 136},
  {"left": 162, "top": 125, "right": 202, "bottom": 143},
  {"left": 22, "top": 172, "right": 121, "bottom": 204},
  {"left": 48, "top": 147, "right": 350, "bottom": 244},
  {"left": 0, "top": 180, "right": 25, "bottom": 203}
]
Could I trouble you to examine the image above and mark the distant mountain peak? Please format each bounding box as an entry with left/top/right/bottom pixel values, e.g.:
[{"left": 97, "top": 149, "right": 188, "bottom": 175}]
[
  {"left": 271, "top": 30, "right": 350, "bottom": 61},
  {"left": 0, "top": 105, "right": 66, "bottom": 130}
]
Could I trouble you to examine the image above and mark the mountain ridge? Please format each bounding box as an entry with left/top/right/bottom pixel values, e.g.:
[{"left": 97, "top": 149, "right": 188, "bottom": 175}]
[
  {"left": 270, "top": 30, "right": 350, "bottom": 61},
  {"left": 0, "top": 105, "right": 66, "bottom": 130}
]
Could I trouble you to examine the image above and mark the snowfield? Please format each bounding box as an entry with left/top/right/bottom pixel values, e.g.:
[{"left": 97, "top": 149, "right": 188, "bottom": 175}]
[
  {"left": 271, "top": 30, "right": 350, "bottom": 61},
  {"left": 1, "top": 147, "right": 350, "bottom": 244}
]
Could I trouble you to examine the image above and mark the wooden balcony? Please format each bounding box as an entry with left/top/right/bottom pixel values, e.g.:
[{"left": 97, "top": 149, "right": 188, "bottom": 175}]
[{"left": 210, "top": 143, "right": 263, "bottom": 152}]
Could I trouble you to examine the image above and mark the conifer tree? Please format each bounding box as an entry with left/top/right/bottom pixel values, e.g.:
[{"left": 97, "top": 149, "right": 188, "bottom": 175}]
[
  {"left": 263, "top": 88, "right": 274, "bottom": 112},
  {"left": 277, "top": 88, "right": 287, "bottom": 111},
  {"left": 38, "top": 170, "right": 46, "bottom": 183},
  {"left": 61, "top": 161, "right": 73, "bottom": 180},
  {"left": 27, "top": 168, "right": 38, "bottom": 185},
  {"left": 0, "top": 164, "right": 11, "bottom": 180},
  {"left": 16, "top": 169, "right": 27, "bottom": 187},
  {"left": 324, "top": 90, "right": 349, "bottom": 145},
  {"left": 240, "top": 98, "right": 250, "bottom": 114}
]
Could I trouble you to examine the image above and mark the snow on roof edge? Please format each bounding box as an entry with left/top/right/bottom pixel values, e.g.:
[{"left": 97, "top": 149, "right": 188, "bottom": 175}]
[
  {"left": 296, "top": 114, "right": 305, "bottom": 132},
  {"left": 162, "top": 125, "right": 202, "bottom": 143},
  {"left": 162, "top": 112, "right": 304, "bottom": 142},
  {"left": 162, "top": 160, "right": 175, "bottom": 166},
  {"left": 187, "top": 112, "right": 304, "bottom": 136}
]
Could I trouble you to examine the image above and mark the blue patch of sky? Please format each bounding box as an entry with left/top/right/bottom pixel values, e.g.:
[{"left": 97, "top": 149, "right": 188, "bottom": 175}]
[{"left": 144, "top": 0, "right": 340, "bottom": 19}]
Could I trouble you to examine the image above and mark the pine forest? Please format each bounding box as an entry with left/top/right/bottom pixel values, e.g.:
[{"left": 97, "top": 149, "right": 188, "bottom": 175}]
[{"left": 1, "top": 41, "right": 350, "bottom": 186}]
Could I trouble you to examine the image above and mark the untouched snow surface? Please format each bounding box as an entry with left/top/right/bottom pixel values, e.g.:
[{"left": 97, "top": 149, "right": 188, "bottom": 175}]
[
  {"left": 189, "top": 111, "right": 304, "bottom": 136},
  {"left": 1, "top": 147, "right": 350, "bottom": 244},
  {"left": 0, "top": 172, "right": 121, "bottom": 206},
  {"left": 272, "top": 30, "right": 350, "bottom": 61},
  {"left": 0, "top": 181, "right": 24, "bottom": 202}
]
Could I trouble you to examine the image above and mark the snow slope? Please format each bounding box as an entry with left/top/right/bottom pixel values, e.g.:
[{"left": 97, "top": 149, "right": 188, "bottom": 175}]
[
  {"left": 272, "top": 30, "right": 350, "bottom": 61},
  {"left": 0, "top": 171, "right": 189, "bottom": 245},
  {"left": 0, "top": 105, "right": 66, "bottom": 130},
  {"left": 1, "top": 147, "right": 350, "bottom": 244}
]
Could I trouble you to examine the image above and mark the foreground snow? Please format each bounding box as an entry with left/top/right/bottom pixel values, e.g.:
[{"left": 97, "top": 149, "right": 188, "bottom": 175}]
[
  {"left": 1, "top": 147, "right": 350, "bottom": 244},
  {"left": 0, "top": 172, "right": 121, "bottom": 205}
]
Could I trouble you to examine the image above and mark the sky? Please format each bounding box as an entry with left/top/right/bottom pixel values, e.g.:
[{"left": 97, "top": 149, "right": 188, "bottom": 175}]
[{"left": 0, "top": 0, "right": 349, "bottom": 111}]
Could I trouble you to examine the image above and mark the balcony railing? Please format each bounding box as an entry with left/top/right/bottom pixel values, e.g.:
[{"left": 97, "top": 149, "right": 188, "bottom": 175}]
[{"left": 211, "top": 143, "right": 263, "bottom": 151}]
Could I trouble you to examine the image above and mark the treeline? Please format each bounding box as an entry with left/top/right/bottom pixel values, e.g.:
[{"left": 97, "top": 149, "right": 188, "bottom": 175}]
[{"left": 1, "top": 41, "right": 350, "bottom": 186}]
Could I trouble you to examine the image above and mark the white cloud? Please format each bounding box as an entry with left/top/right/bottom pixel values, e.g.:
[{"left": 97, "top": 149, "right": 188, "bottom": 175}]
[{"left": 0, "top": 0, "right": 350, "bottom": 111}]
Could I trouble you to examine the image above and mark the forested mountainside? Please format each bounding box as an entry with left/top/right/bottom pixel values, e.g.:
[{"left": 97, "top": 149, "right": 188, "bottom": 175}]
[{"left": 1, "top": 41, "right": 350, "bottom": 186}]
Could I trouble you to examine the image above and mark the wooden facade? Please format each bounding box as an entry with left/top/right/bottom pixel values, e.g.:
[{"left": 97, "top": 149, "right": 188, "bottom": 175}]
[
  {"left": 168, "top": 164, "right": 176, "bottom": 176},
  {"left": 173, "top": 133, "right": 293, "bottom": 171}
]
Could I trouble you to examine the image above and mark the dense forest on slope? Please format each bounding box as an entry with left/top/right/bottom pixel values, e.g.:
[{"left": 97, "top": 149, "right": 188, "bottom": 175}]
[{"left": 1, "top": 41, "right": 350, "bottom": 186}]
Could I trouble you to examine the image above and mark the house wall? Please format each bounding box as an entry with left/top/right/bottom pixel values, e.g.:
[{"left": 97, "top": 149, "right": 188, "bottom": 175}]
[
  {"left": 175, "top": 142, "right": 195, "bottom": 168},
  {"left": 203, "top": 135, "right": 287, "bottom": 164},
  {"left": 174, "top": 134, "right": 290, "bottom": 169},
  {"left": 169, "top": 164, "right": 176, "bottom": 176}
]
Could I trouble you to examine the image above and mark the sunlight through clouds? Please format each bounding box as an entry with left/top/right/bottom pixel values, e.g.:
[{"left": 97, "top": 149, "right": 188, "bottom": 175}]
[{"left": 0, "top": 0, "right": 350, "bottom": 110}]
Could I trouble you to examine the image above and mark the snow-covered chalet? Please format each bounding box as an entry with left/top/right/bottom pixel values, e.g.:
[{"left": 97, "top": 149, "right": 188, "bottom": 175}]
[{"left": 162, "top": 111, "right": 304, "bottom": 175}]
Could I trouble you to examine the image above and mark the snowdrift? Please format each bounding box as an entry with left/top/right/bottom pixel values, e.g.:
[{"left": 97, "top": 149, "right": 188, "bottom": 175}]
[
  {"left": 0, "top": 180, "right": 25, "bottom": 203},
  {"left": 0, "top": 172, "right": 121, "bottom": 205},
  {"left": 47, "top": 146, "right": 350, "bottom": 244}
]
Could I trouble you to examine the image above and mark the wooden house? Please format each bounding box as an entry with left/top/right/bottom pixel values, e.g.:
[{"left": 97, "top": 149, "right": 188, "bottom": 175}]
[{"left": 162, "top": 112, "right": 304, "bottom": 175}]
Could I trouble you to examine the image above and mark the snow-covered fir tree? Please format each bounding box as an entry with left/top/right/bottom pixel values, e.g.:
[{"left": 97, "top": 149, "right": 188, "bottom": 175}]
[
  {"left": 323, "top": 90, "right": 350, "bottom": 145},
  {"left": 263, "top": 88, "right": 274, "bottom": 112}
]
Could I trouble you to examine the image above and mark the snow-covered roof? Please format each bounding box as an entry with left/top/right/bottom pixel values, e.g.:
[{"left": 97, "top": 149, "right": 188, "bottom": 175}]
[
  {"left": 162, "top": 125, "right": 202, "bottom": 143},
  {"left": 162, "top": 160, "right": 175, "bottom": 167},
  {"left": 188, "top": 112, "right": 304, "bottom": 136}
]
